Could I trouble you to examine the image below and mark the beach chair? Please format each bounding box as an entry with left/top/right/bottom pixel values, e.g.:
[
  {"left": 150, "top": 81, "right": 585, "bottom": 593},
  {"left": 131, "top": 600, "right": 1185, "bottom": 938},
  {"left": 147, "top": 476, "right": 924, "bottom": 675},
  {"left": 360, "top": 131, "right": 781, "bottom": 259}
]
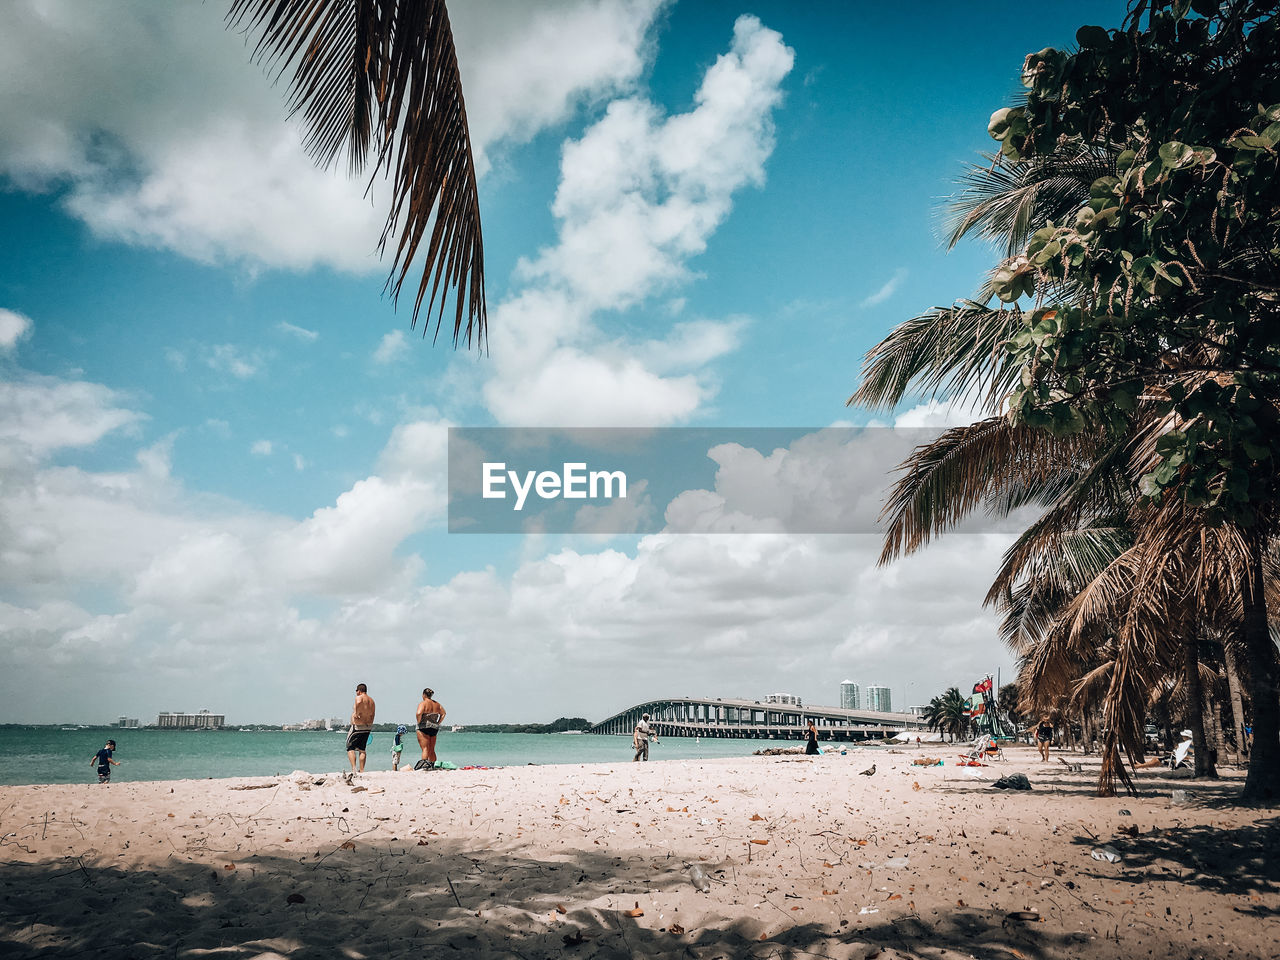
[
  {"left": 1167, "top": 737, "right": 1192, "bottom": 770},
  {"left": 962, "top": 737, "right": 1008, "bottom": 768},
  {"left": 964, "top": 734, "right": 1004, "bottom": 763}
]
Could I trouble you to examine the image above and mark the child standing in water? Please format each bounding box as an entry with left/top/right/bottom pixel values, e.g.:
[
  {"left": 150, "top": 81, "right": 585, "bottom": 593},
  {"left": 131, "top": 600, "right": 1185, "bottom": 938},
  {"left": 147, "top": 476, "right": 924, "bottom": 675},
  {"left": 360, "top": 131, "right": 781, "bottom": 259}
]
[
  {"left": 91, "top": 739, "right": 119, "bottom": 782},
  {"left": 391, "top": 725, "right": 407, "bottom": 770}
]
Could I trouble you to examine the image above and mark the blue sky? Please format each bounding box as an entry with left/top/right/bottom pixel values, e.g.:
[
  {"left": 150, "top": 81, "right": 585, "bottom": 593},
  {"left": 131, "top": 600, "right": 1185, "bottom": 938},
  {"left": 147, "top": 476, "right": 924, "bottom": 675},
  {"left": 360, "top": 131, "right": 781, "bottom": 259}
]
[{"left": 0, "top": 0, "right": 1130, "bottom": 725}]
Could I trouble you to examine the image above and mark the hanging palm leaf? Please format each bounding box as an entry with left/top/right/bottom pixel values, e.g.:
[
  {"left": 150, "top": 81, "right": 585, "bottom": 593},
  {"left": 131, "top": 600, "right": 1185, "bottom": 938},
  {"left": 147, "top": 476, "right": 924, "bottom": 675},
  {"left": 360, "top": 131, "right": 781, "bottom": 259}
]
[{"left": 227, "top": 0, "right": 486, "bottom": 347}]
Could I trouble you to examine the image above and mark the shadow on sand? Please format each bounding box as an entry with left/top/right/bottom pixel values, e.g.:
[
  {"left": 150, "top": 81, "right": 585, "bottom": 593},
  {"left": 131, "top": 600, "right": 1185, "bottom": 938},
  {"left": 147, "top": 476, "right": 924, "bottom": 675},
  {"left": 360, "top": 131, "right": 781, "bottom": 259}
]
[{"left": 1, "top": 835, "right": 1187, "bottom": 960}]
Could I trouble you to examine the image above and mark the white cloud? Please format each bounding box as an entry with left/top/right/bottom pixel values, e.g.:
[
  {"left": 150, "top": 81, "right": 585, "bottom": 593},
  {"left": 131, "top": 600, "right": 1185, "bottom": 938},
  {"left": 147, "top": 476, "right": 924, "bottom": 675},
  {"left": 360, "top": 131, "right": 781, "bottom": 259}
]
[
  {"left": 251, "top": 440, "right": 273, "bottom": 456},
  {"left": 859, "top": 267, "right": 908, "bottom": 308},
  {"left": 0, "top": 374, "right": 143, "bottom": 457},
  {"left": 483, "top": 16, "right": 794, "bottom": 426},
  {"left": 278, "top": 321, "right": 318, "bottom": 342},
  {"left": 0, "top": 308, "right": 32, "bottom": 351},
  {"left": 373, "top": 330, "right": 408, "bottom": 364},
  {"left": 0, "top": 0, "right": 670, "bottom": 278},
  {"left": 452, "top": 0, "right": 670, "bottom": 175},
  {"left": 0, "top": 366, "right": 1015, "bottom": 723},
  {"left": 206, "top": 344, "right": 263, "bottom": 380},
  {"left": 892, "top": 398, "right": 987, "bottom": 428}
]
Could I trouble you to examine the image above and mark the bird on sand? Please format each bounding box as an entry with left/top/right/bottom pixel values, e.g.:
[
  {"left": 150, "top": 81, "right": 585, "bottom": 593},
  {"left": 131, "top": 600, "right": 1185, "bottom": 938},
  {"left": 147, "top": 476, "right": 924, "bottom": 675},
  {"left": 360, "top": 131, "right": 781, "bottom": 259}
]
[{"left": 859, "top": 764, "right": 876, "bottom": 776}]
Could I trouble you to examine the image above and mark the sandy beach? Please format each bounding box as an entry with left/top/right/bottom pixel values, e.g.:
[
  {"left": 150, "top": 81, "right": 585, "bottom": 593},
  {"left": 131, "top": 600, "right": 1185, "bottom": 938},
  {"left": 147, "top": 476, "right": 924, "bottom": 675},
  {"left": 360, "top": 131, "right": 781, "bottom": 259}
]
[{"left": 1, "top": 744, "right": 1275, "bottom": 959}]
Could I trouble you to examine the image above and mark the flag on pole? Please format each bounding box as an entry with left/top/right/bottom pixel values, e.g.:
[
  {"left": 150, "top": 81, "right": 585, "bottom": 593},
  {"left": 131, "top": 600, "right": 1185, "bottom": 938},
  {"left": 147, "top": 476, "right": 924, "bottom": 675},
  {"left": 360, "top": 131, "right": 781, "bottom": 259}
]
[{"left": 972, "top": 676, "right": 993, "bottom": 695}]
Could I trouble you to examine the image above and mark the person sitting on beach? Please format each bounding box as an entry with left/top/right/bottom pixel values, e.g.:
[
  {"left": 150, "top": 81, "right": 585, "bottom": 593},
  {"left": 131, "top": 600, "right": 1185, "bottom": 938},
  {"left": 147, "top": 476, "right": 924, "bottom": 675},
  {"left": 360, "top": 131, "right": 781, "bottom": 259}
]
[
  {"left": 1134, "top": 729, "right": 1193, "bottom": 769},
  {"left": 391, "top": 725, "right": 407, "bottom": 771},
  {"left": 633, "top": 713, "right": 655, "bottom": 762},
  {"left": 91, "top": 739, "right": 119, "bottom": 783},
  {"left": 347, "top": 683, "right": 376, "bottom": 774},
  {"left": 415, "top": 688, "right": 446, "bottom": 771}
]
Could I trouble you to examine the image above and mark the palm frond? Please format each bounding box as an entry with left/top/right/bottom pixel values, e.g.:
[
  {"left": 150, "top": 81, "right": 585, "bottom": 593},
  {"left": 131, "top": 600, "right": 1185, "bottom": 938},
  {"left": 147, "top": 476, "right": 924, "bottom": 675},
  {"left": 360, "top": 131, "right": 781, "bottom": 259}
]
[
  {"left": 943, "top": 149, "right": 1115, "bottom": 255},
  {"left": 227, "top": 0, "right": 486, "bottom": 346},
  {"left": 849, "top": 302, "right": 1024, "bottom": 411},
  {"left": 877, "top": 418, "right": 1091, "bottom": 564}
]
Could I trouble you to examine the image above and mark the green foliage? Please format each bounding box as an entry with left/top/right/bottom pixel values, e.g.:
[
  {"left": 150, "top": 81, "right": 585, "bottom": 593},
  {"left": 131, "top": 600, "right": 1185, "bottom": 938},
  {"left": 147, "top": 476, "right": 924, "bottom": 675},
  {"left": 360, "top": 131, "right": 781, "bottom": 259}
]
[
  {"left": 990, "top": 1, "right": 1280, "bottom": 526},
  {"left": 464, "top": 717, "right": 592, "bottom": 734},
  {"left": 921, "top": 688, "right": 971, "bottom": 741}
]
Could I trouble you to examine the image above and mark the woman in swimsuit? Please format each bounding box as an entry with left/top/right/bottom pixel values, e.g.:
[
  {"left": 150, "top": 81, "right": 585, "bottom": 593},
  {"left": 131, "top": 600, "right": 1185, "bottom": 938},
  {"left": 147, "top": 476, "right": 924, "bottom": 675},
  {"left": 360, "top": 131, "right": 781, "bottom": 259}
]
[{"left": 415, "top": 687, "right": 446, "bottom": 770}]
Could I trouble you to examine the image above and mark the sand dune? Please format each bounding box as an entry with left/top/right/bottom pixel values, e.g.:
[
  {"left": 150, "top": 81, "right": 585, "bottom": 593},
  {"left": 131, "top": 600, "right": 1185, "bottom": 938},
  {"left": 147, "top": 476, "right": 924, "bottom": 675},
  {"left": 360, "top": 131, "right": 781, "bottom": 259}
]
[{"left": 1, "top": 745, "right": 1274, "bottom": 959}]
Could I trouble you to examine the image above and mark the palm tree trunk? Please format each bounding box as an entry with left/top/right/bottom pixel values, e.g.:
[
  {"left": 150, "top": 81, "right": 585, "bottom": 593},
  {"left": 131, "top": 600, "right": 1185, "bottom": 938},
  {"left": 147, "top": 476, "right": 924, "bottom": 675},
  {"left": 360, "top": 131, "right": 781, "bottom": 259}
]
[
  {"left": 1201, "top": 671, "right": 1223, "bottom": 777},
  {"left": 1241, "top": 533, "right": 1280, "bottom": 801},
  {"left": 1224, "top": 643, "right": 1248, "bottom": 763},
  {"left": 1157, "top": 696, "right": 1175, "bottom": 752},
  {"left": 1182, "top": 632, "right": 1214, "bottom": 778}
]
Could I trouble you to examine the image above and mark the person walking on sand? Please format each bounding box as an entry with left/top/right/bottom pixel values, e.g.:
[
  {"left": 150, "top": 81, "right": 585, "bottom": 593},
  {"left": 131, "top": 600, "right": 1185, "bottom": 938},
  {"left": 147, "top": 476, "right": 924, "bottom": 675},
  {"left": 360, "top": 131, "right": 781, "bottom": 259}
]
[
  {"left": 90, "top": 739, "right": 119, "bottom": 783},
  {"left": 1035, "top": 716, "right": 1054, "bottom": 762},
  {"left": 633, "top": 713, "right": 655, "bottom": 762},
  {"left": 414, "top": 688, "right": 446, "bottom": 770},
  {"left": 805, "top": 719, "right": 820, "bottom": 755},
  {"left": 347, "top": 683, "right": 376, "bottom": 774}
]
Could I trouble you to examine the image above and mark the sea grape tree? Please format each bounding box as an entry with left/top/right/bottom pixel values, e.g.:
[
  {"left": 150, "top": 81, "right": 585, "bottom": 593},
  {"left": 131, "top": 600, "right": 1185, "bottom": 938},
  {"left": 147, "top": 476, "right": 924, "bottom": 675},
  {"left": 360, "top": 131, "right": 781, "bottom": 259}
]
[{"left": 988, "top": 0, "right": 1280, "bottom": 798}]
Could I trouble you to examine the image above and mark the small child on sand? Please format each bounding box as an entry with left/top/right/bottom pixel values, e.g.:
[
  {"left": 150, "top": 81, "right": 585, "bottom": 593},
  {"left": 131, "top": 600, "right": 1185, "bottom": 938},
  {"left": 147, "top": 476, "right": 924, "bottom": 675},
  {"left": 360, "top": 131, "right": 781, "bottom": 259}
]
[
  {"left": 391, "top": 725, "right": 407, "bottom": 770},
  {"left": 91, "top": 739, "right": 119, "bottom": 783}
]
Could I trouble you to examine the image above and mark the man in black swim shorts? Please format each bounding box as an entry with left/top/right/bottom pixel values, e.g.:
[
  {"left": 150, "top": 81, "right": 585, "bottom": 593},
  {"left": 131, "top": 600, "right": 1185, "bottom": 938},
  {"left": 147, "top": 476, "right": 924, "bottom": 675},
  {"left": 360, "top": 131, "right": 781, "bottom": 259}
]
[
  {"left": 414, "top": 687, "right": 446, "bottom": 770},
  {"left": 347, "top": 683, "right": 376, "bottom": 773}
]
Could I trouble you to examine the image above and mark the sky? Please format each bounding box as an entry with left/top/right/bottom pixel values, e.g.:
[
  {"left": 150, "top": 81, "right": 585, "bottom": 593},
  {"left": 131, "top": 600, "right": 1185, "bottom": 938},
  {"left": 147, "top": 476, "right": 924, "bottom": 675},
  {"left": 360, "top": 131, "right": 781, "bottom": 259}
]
[{"left": 0, "top": 0, "right": 1132, "bottom": 726}]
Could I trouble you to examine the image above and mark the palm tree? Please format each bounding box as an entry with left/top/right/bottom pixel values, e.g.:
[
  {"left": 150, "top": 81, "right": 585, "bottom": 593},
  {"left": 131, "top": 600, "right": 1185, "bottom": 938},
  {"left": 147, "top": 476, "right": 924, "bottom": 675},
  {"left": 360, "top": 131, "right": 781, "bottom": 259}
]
[
  {"left": 226, "top": 0, "right": 486, "bottom": 346},
  {"left": 922, "top": 688, "right": 970, "bottom": 742},
  {"left": 848, "top": 140, "right": 1280, "bottom": 795}
]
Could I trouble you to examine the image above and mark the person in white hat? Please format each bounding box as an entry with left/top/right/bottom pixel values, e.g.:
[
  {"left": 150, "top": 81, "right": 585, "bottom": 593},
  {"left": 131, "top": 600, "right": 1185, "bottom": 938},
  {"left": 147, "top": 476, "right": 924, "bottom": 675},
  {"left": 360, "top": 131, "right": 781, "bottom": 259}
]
[{"left": 633, "top": 713, "right": 655, "bottom": 762}]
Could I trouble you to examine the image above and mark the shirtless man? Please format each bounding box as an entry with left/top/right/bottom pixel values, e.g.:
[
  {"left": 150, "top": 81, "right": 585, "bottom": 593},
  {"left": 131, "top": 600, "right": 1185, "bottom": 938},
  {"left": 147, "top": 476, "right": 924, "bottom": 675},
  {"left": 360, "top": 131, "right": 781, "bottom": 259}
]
[
  {"left": 347, "top": 683, "right": 376, "bottom": 773},
  {"left": 414, "top": 688, "right": 446, "bottom": 770}
]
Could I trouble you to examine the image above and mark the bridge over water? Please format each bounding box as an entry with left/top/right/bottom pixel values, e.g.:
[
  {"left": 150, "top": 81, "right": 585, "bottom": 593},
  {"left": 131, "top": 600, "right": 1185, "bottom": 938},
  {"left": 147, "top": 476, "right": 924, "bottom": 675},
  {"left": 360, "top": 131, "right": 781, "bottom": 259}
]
[{"left": 589, "top": 696, "right": 925, "bottom": 742}]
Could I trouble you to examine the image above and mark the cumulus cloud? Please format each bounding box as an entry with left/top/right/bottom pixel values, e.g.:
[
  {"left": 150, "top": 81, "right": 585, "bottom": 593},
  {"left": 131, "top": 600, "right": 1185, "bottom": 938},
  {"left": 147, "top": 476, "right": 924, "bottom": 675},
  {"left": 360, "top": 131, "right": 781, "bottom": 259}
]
[
  {"left": 251, "top": 440, "right": 273, "bottom": 456},
  {"left": 0, "top": 308, "right": 32, "bottom": 352},
  {"left": 0, "top": 370, "right": 1014, "bottom": 723},
  {"left": 892, "top": 397, "right": 988, "bottom": 428},
  {"left": 0, "top": 374, "right": 144, "bottom": 457},
  {"left": 482, "top": 16, "right": 794, "bottom": 426},
  {"left": 0, "top": 0, "right": 670, "bottom": 278}
]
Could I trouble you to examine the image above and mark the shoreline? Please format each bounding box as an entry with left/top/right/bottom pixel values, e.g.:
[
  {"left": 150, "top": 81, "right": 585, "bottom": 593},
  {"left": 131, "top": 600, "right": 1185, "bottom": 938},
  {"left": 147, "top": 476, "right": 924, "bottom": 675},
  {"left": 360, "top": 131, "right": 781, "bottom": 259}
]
[{"left": 2, "top": 747, "right": 1273, "bottom": 959}]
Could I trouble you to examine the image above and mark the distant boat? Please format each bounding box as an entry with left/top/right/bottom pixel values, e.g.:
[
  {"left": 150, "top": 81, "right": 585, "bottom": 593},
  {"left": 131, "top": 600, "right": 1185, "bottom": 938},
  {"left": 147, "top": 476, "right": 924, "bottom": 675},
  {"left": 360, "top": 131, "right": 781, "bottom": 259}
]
[{"left": 451, "top": 725, "right": 465, "bottom": 732}]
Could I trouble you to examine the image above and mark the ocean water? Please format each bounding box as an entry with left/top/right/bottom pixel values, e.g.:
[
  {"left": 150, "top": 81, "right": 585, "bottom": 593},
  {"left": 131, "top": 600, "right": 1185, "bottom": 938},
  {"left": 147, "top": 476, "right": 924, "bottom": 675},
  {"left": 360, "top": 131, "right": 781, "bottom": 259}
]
[{"left": 0, "top": 728, "right": 853, "bottom": 786}]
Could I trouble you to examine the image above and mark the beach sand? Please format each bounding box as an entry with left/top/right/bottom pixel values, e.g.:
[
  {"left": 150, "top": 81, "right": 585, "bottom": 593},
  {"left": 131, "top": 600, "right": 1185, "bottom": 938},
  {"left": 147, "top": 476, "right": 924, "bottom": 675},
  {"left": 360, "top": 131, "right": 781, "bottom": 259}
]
[{"left": 1, "top": 744, "right": 1275, "bottom": 959}]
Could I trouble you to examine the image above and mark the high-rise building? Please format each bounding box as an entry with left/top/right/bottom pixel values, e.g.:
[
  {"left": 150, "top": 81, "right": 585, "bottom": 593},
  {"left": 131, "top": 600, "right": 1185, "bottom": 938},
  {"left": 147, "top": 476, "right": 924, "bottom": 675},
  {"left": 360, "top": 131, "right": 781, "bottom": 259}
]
[
  {"left": 865, "top": 686, "right": 893, "bottom": 713},
  {"left": 840, "top": 680, "right": 860, "bottom": 710},
  {"left": 156, "top": 709, "right": 225, "bottom": 729}
]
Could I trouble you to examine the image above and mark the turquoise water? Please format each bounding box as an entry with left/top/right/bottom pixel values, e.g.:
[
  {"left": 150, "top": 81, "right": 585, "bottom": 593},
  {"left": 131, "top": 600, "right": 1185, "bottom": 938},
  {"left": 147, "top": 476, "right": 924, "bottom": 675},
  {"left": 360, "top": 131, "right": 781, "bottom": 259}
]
[{"left": 0, "top": 728, "right": 827, "bottom": 786}]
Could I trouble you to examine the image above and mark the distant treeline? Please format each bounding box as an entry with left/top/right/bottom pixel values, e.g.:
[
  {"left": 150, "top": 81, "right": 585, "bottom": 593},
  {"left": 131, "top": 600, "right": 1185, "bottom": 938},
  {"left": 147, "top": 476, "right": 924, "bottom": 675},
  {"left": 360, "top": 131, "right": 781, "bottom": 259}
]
[{"left": 461, "top": 717, "right": 592, "bottom": 734}]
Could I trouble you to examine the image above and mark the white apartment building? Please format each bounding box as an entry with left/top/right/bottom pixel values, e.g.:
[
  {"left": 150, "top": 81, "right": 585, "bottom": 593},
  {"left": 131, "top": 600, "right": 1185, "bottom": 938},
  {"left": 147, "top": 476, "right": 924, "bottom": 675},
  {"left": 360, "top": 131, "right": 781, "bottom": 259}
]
[
  {"left": 840, "top": 680, "right": 860, "bottom": 710},
  {"left": 155, "top": 709, "right": 225, "bottom": 729}
]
